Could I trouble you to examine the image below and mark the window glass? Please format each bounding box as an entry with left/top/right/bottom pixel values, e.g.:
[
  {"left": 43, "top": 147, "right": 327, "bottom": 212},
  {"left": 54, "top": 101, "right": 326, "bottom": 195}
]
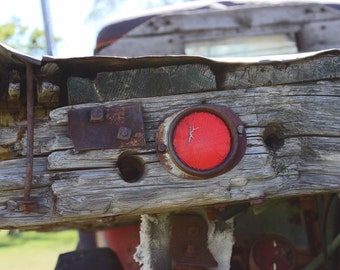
[{"left": 185, "top": 33, "right": 298, "bottom": 57}]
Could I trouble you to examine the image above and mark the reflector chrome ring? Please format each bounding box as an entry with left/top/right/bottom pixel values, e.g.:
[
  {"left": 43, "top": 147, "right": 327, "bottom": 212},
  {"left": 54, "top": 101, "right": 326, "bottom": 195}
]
[
  {"left": 168, "top": 106, "right": 238, "bottom": 178},
  {"left": 156, "top": 104, "right": 247, "bottom": 179}
]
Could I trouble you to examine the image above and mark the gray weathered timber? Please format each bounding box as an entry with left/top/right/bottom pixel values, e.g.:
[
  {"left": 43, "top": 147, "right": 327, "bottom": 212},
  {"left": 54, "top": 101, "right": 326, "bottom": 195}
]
[
  {"left": 45, "top": 50, "right": 340, "bottom": 104},
  {"left": 0, "top": 78, "right": 339, "bottom": 230},
  {"left": 219, "top": 53, "right": 340, "bottom": 89},
  {"left": 128, "top": 4, "right": 338, "bottom": 36},
  {"left": 98, "top": 3, "right": 340, "bottom": 57}
]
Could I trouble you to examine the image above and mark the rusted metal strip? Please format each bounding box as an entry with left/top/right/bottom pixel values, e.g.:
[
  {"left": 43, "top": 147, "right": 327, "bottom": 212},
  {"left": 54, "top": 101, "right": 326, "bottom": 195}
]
[{"left": 19, "top": 63, "right": 36, "bottom": 214}]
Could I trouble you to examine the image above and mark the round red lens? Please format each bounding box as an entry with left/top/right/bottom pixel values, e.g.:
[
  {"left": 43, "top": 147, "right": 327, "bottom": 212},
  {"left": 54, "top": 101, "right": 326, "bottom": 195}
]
[{"left": 172, "top": 112, "right": 231, "bottom": 171}]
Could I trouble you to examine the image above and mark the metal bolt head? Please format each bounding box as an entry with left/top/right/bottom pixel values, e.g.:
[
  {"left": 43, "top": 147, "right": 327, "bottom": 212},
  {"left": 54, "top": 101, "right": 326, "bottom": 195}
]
[
  {"left": 18, "top": 200, "right": 36, "bottom": 214},
  {"left": 237, "top": 125, "right": 245, "bottom": 135},
  {"left": 90, "top": 107, "right": 105, "bottom": 123},
  {"left": 117, "top": 126, "right": 132, "bottom": 141},
  {"left": 157, "top": 143, "right": 167, "bottom": 153}
]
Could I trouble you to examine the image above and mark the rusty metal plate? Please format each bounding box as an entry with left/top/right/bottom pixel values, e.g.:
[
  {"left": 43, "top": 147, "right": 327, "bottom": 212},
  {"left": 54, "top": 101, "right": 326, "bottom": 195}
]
[{"left": 68, "top": 104, "right": 146, "bottom": 151}]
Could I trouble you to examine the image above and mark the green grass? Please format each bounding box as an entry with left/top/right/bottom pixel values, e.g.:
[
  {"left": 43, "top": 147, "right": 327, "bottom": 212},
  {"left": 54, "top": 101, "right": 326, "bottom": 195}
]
[{"left": 0, "top": 230, "right": 78, "bottom": 270}]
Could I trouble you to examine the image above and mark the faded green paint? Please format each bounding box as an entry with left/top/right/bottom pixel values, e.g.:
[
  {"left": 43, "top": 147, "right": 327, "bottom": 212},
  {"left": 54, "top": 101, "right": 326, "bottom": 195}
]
[
  {"left": 221, "top": 55, "right": 340, "bottom": 89},
  {"left": 67, "top": 64, "right": 216, "bottom": 104},
  {"left": 65, "top": 51, "right": 340, "bottom": 104}
]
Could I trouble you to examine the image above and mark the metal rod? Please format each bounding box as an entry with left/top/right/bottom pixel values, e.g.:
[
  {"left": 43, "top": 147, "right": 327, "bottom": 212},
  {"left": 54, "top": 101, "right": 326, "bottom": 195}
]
[
  {"left": 24, "top": 64, "right": 34, "bottom": 203},
  {"left": 40, "top": 0, "right": 54, "bottom": 55}
]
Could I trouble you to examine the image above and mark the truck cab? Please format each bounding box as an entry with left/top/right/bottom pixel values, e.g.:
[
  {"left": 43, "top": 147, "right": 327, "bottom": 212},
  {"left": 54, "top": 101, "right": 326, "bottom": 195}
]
[{"left": 0, "top": 1, "right": 339, "bottom": 269}]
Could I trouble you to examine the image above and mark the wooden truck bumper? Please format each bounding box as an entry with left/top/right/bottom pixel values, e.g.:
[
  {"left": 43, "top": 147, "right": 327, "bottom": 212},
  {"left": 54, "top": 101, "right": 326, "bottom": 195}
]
[{"left": 0, "top": 43, "right": 339, "bottom": 269}]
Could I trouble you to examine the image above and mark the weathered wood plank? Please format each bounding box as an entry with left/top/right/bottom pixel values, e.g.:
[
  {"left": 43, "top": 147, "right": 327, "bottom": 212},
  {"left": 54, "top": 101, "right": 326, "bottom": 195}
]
[
  {"left": 128, "top": 4, "right": 339, "bottom": 36},
  {"left": 0, "top": 126, "right": 20, "bottom": 146},
  {"left": 99, "top": 3, "right": 340, "bottom": 56},
  {"left": 299, "top": 20, "right": 340, "bottom": 52},
  {"left": 0, "top": 79, "right": 339, "bottom": 230},
  {"left": 6, "top": 80, "right": 337, "bottom": 157},
  {"left": 98, "top": 34, "right": 185, "bottom": 58},
  {"left": 220, "top": 54, "right": 340, "bottom": 89},
  {"left": 0, "top": 157, "right": 50, "bottom": 190}
]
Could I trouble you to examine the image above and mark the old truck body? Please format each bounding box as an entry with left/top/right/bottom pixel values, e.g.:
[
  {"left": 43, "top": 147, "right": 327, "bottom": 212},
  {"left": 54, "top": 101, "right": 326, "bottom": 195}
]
[{"left": 0, "top": 1, "right": 339, "bottom": 269}]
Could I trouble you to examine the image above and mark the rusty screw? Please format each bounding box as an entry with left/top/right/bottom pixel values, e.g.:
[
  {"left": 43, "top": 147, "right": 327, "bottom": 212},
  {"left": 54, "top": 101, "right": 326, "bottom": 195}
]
[
  {"left": 117, "top": 126, "right": 132, "bottom": 141},
  {"left": 157, "top": 143, "right": 167, "bottom": 153},
  {"left": 18, "top": 200, "right": 36, "bottom": 214},
  {"left": 90, "top": 107, "right": 105, "bottom": 123},
  {"left": 237, "top": 125, "right": 245, "bottom": 135}
]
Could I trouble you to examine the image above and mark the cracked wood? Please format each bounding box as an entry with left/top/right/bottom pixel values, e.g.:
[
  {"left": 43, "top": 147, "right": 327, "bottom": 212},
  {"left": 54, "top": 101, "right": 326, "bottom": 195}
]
[{"left": 0, "top": 80, "right": 339, "bottom": 230}]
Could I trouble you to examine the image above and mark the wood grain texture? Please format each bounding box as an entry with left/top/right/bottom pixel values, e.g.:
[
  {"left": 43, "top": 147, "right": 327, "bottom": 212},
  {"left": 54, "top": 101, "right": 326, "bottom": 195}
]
[
  {"left": 0, "top": 78, "right": 339, "bottom": 230},
  {"left": 127, "top": 4, "right": 338, "bottom": 36},
  {"left": 98, "top": 3, "right": 340, "bottom": 56},
  {"left": 67, "top": 64, "right": 216, "bottom": 104}
]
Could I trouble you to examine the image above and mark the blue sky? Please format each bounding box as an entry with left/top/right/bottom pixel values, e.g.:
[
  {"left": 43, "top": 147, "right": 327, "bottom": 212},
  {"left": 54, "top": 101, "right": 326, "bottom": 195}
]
[
  {"left": 0, "top": 0, "right": 189, "bottom": 58},
  {"left": 0, "top": 0, "right": 152, "bottom": 58},
  {"left": 0, "top": 0, "right": 98, "bottom": 57},
  {"left": 0, "top": 0, "right": 336, "bottom": 58}
]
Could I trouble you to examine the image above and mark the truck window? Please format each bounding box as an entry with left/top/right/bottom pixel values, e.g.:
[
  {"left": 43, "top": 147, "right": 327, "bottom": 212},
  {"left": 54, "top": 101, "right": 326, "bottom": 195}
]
[{"left": 185, "top": 33, "right": 298, "bottom": 57}]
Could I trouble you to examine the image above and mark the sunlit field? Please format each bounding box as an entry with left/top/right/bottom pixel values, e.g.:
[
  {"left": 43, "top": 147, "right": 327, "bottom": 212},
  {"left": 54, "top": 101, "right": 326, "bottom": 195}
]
[{"left": 0, "top": 230, "right": 78, "bottom": 270}]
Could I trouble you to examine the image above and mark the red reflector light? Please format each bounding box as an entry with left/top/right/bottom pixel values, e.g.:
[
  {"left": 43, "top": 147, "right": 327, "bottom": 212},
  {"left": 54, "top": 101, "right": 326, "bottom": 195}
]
[
  {"left": 249, "top": 234, "right": 296, "bottom": 270},
  {"left": 156, "top": 105, "right": 246, "bottom": 179},
  {"left": 172, "top": 112, "right": 231, "bottom": 171}
]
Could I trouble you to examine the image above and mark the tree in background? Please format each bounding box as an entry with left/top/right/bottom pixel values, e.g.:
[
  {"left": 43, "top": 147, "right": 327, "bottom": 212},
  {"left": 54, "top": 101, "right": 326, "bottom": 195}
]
[{"left": 0, "top": 17, "right": 59, "bottom": 57}]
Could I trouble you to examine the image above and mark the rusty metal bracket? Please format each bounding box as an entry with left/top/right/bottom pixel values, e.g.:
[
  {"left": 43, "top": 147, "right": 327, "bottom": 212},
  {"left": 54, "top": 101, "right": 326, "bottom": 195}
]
[
  {"left": 170, "top": 214, "right": 218, "bottom": 270},
  {"left": 68, "top": 104, "right": 146, "bottom": 151}
]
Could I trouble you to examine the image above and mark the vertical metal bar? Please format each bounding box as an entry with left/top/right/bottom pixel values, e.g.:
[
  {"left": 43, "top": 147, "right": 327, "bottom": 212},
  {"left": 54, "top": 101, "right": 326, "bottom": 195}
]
[
  {"left": 23, "top": 63, "right": 35, "bottom": 212},
  {"left": 40, "top": 0, "right": 54, "bottom": 55}
]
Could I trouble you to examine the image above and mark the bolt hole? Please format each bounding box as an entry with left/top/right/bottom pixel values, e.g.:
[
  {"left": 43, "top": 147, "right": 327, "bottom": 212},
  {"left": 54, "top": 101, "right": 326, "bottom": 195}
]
[
  {"left": 117, "top": 153, "right": 144, "bottom": 183},
  {"left": 263, "top": 125, "right": 285, "bottom": 151}
]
